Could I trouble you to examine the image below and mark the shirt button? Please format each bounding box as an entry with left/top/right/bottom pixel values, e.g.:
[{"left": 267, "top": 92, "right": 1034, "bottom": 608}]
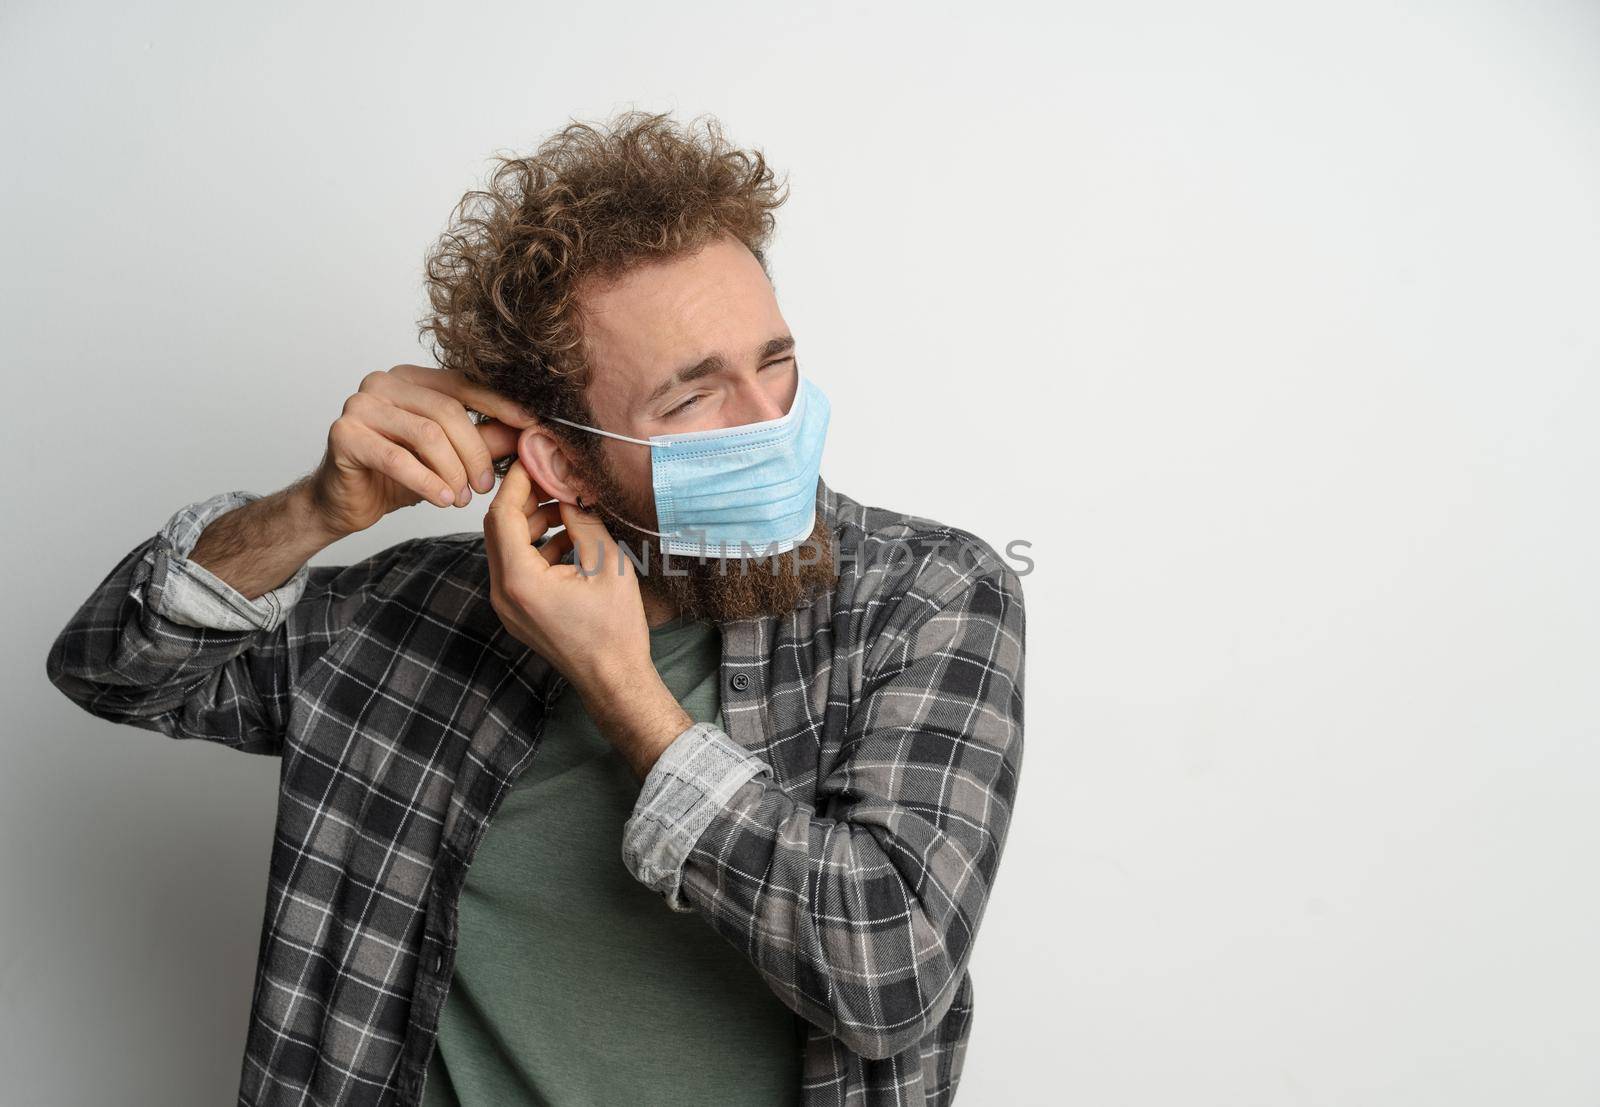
[
  {"left": 433, "top": 951, "right": 444, "bottom": 973},
  {"left": 730, "top": 673, "right": 750, "bottom": 692}
]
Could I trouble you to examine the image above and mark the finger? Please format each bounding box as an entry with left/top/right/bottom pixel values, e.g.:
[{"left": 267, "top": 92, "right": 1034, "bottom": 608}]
[
  {"left": 536, "top": 529, "right": 574, "bottom": 566},
  {"left": 557, "top": 497, "right": 624, "bottom": 576},
  {"left": 387, "top": 363, "right": 540, "bottom": 430},
  {"left": 345, "top": 391, "right": 474, "bottom": 503},
  {"left": 484, "top": 462, "right": 549, "bottom": 582},
  {"left": 465, "top": 426, "right": 550, "bottom": 500},
  {"left": 360, "top": 375, "right": 500, "bottom": 495},
  {"left": 512, "top": 460, "right": 558, "bottom": 511},
  {"left": 523, "top": 498, "right": 562, "bottom": 537},
  {"left": 475, "top": 419, "right": 522, "bottom": 469},
  {"left": 556, "top": 497, "right": 614, "bottom": 545},
  {"left": 336, "top": 420, "right": 462, "bottom": 508}
]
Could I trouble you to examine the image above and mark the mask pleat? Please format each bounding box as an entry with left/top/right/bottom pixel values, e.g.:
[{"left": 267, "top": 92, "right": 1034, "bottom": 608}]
[{"left": 644, "top": 377, "right": 829, "bottom": 548}]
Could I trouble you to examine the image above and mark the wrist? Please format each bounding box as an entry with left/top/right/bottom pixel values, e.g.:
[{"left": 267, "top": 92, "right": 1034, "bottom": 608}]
[
  {"left": 285, "top": 476, "right": 353, "bottom": 547},
  {"left": 185, "top": 483, "right": 341, "bottom": 603},
  {"left": 579, "top": 667, "right": 692, "bottom": 781}
]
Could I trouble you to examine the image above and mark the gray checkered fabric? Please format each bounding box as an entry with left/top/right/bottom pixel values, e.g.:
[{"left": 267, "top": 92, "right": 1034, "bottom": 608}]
[{"left": 45, "top": 476, "right": 1026, "bottom": 1106}]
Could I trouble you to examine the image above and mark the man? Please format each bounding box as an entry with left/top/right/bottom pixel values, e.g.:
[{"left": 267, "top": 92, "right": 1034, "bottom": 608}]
[{"left": 46, "top": 110, "right": 1025, "bottom": 1106}]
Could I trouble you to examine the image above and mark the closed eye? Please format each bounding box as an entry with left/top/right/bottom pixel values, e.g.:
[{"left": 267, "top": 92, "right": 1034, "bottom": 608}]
[
  {"left": 665, "top": 393, "right": 704, "bottom": 418},
  {"left": 664, "top": 358, "right": 794, "bottom": 418}
]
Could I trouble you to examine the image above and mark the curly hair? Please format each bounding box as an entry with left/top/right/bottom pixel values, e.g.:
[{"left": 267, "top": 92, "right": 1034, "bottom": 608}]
[{"left": 418, "top": 109, "right": 791, "bottom": 476}]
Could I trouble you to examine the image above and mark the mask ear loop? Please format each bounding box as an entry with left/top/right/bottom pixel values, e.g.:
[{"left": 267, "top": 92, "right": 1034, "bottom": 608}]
[
  {"left": 543, "top": 415, "right": 676, "bottom": 449},
  {"left": 574, "top": 493, "right": 674, "bottom": 540},
  {"left": 543, "top": 382, "right": 807, "bottom": 551},
  {"left": 542, "top": 413, "right": 682, "bottom": 539}
]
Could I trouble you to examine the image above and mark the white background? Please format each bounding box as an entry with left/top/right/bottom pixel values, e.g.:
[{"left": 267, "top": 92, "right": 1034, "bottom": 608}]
[{"left": 6, "top": 1, "right": 1599, "bottom": 1104}]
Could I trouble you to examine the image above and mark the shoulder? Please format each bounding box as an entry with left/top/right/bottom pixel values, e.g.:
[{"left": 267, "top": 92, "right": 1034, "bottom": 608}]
[
  {"left": 324, "top": 529, "right": 517, "bottom": 646},
  {"left": 389, "top": 530, "right": 497, "bottom": 600},
  {"left": 820, "top": 481, "right": 1026, "bottom": 633},
  {"left": 317, "top": 529, "right": 489, "bottom": 611},
  {"left": 328, "top": 530, "right": 483, "bottom": 584}
]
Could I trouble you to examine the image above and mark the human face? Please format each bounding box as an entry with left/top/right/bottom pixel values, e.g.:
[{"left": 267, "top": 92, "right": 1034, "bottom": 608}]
[
  {"left": 571, "top": 230, "right": 802, "bottom": 517},
  {"left": 543, "top": 232, "right": 834, "bottom": 622}
]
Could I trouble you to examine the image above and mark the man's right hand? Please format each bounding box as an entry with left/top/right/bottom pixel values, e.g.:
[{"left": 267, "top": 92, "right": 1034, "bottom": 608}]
[{"left": 305, "top": 364, "right": 537, "bottom": 539}]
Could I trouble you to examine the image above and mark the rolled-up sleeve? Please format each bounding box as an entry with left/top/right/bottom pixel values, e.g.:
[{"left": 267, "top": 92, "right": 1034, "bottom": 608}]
[
  {"left": 620, "top": 721, "right": 772, "bottom": 912},
  {"left": 48, "top": 489, "right": 417, "bottom": 757},
  {"left": 134, "top": 490, "right": 312, "bottom": 632}
]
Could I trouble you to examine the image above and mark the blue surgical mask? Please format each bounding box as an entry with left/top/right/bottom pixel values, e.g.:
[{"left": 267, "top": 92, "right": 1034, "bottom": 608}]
[{"left": 546, "top": 372, "right": 831, "bottom": 556}]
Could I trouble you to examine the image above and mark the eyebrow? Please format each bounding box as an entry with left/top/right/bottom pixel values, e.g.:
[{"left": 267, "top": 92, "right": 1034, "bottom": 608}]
[{"left": 642, "top": 334, "right": 796, "bottom": 408}]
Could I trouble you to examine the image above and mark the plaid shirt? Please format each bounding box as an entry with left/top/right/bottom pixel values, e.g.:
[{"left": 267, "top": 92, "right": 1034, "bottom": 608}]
[{"left": 45, "top": 475, "right": 1026, "bottom": 1106}]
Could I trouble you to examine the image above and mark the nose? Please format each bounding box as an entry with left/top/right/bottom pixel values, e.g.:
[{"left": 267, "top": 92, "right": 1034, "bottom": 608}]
[{"left": 731, "top": 373, "right": 793, "bottom": 426}]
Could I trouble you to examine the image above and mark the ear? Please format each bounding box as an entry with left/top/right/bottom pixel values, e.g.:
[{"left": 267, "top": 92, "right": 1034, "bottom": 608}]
[{"left": 516, "top": 424, "right": 588, "bottom": 505}]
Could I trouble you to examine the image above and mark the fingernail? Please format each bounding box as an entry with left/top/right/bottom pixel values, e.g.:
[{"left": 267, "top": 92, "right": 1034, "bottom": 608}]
[
  {"left": 455, "top": 485, "right": 472, "bottom": 507},
  {"left": 436, "top": 487, "right": 455, "bottom": 506},
  {"left": 476, "top": 470, "right": 494, "bottom": 492}
]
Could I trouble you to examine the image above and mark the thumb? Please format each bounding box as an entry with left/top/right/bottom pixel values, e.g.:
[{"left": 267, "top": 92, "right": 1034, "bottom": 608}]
[
  {"left": 558, "top": 496, "right": 617, "bottom": 568},
  {"left": 475, "top": 418, "right": 523, "bottom": 464}
]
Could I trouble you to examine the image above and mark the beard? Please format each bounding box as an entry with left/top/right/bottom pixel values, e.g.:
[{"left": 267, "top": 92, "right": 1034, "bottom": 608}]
[{"left": 582, "top": 450, "right": 839, "bottom": 624}]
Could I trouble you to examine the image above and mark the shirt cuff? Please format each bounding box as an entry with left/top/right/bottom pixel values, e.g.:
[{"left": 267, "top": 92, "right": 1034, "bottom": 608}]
[
  {"left": 621, "top": 721, "right": 771, "bottom": 913},
  {"left": 130, "top": 490, "right": 313, "bottom": 633}
]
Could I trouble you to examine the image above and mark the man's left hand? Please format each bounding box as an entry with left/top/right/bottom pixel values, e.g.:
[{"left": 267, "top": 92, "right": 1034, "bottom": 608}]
[{"left": 483, "top": 460, "right": 691, "bottom": 780}]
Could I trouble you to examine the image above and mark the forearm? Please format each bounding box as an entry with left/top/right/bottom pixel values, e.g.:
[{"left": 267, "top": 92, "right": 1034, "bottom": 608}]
[
  {"left": 46, "top": 488, "right": 427, "bottom": 753},
  {"left": 676, "top": 773, "right": 981, "bottom": 1058},
  {"left": 578, "top": 665, "right": 693, "bottom": 782},
  {"left": 616, "top": 723, "right": 988, "bottom": 1058},
  {"left": 188, "top": 476, "right": 347, "bottom": 602},
  {"left": 45, "top": 488, "right": 324, "bottom": 752}
]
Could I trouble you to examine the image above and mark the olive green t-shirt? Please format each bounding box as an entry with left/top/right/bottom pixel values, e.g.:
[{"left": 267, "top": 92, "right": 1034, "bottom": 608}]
[{"left": 420, "top": 614, "right": 803, "bottom": 1107}]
